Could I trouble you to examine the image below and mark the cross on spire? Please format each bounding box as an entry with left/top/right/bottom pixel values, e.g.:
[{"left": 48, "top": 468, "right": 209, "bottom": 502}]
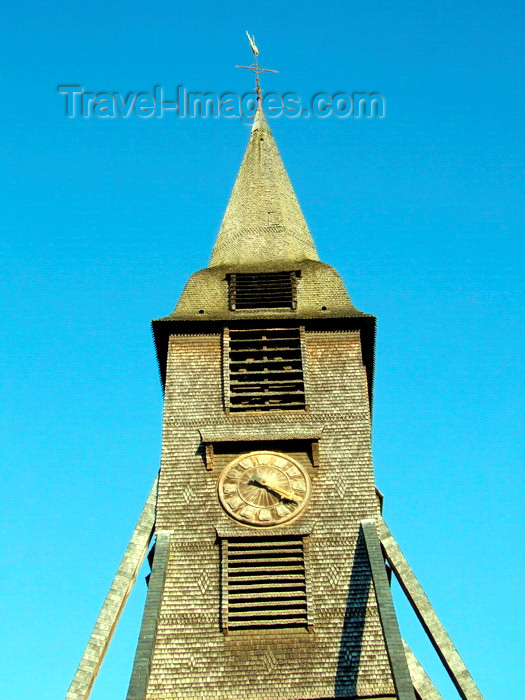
[{"left": 236, "top": 31, "right": 278, "bottom": 101}]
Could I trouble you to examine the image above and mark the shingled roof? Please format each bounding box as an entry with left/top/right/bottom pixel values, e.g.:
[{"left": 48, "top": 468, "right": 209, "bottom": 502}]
[{"left": 209, "top": 106, "right": 319, "bottom": 267}]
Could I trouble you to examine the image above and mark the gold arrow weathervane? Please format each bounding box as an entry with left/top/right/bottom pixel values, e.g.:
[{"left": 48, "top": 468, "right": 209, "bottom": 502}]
[{"left": 236, "top": 31, "right": 278, "bottom": 101}]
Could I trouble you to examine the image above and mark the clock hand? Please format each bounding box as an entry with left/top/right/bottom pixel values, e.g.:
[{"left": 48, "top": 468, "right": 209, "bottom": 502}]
[{"left": 250, "top": 474, "right": 300, "bottom": 503}]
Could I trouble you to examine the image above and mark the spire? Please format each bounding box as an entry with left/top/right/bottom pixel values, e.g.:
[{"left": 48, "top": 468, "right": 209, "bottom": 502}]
[{"left": 209, "top": 105, "right": 319, "bottom": 267}]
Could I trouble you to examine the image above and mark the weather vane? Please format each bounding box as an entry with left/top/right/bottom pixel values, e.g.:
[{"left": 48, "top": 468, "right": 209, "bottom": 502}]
[{"left": 236, "top": 31, "right": 278, "bottom": 101}]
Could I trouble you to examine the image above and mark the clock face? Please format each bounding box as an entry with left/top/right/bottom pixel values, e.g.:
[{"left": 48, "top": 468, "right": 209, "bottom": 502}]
[{"left": 217, "top": 451, "right": 311, "bottom": 527}]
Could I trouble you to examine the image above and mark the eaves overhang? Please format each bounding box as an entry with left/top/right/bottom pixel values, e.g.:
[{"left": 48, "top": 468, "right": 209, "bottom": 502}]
[{"left": 151, "top": 313, "right": 376, "bottom": 411}]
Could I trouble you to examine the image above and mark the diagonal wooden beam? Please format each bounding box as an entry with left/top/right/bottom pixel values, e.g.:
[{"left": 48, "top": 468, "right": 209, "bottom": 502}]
[
  {"left": 66, "top": 478, "right": 158, "bottom": 700},
  {"left": 403, "top": 639, "right": 444, "bottom": 700},
  {"left": 126, "top": 529, "right": 171, "bottom": 700},
  {"left": 361, "top": 520, "right": 416, "bottom": 700},
  {"left": 377, "top": 518, "right": 484, "bottom": 700}
]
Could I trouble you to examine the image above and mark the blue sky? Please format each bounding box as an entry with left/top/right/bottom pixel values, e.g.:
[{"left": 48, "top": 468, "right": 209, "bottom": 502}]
[{"left": 1, "top": 1, "right": 523, "bottom": 698}]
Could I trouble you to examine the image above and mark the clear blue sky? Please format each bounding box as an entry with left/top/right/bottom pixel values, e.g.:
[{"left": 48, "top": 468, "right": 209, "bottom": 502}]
[{"left": 1, "top": 1, "right": 523, "bottom": 698}]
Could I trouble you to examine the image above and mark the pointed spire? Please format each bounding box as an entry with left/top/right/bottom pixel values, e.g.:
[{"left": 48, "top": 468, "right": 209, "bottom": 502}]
[
  {"left": 208, "top": 105, "right": 319, "bottom": 267},
  {"left": 250, "top": 101, "right": 270, "bottom": 131}
]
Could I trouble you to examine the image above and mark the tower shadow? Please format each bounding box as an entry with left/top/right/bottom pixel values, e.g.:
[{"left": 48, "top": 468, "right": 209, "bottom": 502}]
[{"left": 334, "top": 530, "right": 371, "bottom": 697}]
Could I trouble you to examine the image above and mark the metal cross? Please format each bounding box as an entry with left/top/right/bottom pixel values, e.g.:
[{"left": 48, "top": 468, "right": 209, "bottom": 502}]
[{"left": 236, "top": 31, "right": 278, "bottom": 100}]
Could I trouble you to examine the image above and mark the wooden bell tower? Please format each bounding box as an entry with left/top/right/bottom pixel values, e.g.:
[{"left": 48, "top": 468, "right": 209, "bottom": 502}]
[{"left": 67, "top": 105, "right": 484, "bottom": 700}]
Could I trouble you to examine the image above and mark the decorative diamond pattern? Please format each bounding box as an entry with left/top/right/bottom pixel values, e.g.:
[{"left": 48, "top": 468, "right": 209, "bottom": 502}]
[
  {"left": 262, "top": 646, "right": 277, "bottom": 672},
  {"left": 335, "top": 479, "right": 347, "bottom": 499},
  {"left": 341, "top": 647, "right": 359, "bottom": 670},
  {"left": 327, "top": 562, "right": 341, "bottom": 589},
  {"left": 182, "top": 482, "right": 193, "bottom": 504},
  {"left": 197, "top": 569, "right": 211, "bottom": 595}
]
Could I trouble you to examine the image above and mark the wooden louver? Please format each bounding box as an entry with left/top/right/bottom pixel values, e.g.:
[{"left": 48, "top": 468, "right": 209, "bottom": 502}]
[
  {"left": 223, "top": 536, "right": 308, "bottom": 632},
  {"left": 229, "top": 271, "right": 298, "bottom": 310},
  {"left": 228, "top": 328, "right": 306, "bottom": 412}
]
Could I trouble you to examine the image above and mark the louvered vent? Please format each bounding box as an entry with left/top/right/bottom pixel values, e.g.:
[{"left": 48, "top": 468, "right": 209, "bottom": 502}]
[
  {"left": 229, "top": 272, "right": 298, "bottom": 310},
  {"left": 229, "top": 328, "right": 306, "bottom": 412},
  {"left": 224, "top": 536, "right": 308, "bottom": 631}
]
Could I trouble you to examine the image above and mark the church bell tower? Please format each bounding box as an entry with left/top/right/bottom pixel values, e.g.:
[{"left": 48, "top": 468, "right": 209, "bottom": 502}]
[
  {"left": 67, "top": 88, "right": 485, "bottom": 700},
  {"left": 136, "top": 106, "right": 391, "bottom": 698}
]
